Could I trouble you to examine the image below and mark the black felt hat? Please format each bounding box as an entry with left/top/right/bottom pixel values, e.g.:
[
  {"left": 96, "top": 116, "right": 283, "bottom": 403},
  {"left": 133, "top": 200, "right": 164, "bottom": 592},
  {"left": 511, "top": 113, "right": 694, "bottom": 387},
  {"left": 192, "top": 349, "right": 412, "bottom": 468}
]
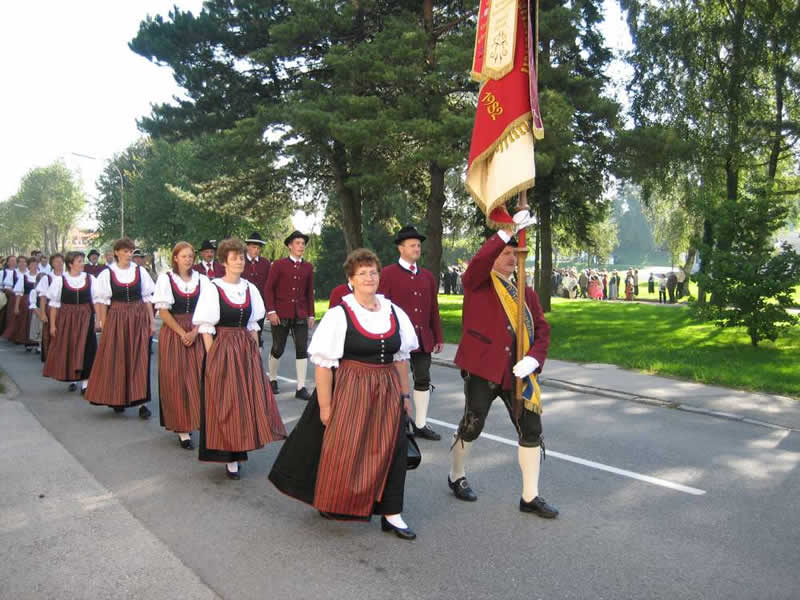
[
  {"left": 245, "top": 232, "right": 266, "bottom": 246},
  {"left": 87, "top": 249, "right": 100, "bottom": 258},
  {"left": 132, "top": 249, "right": 145, "bottom": 258},
  {"left": 284, "top": 230, "right": 309, "bottom": 246},
  {"left": 199, "top": 240, "right": 216, "bottom": 252},
  {"left": 394, "top": 225, "right": 426, "bottom": 245}
]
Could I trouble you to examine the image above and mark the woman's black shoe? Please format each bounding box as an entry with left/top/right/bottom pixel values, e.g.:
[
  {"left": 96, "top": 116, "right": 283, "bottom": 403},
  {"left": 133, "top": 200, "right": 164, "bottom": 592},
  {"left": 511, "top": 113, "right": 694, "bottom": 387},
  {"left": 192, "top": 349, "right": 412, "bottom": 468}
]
[
  {"left": 138, "top": 405, "right": 152, "bottom": 419},
  {"left": 226, "top": 466, "right": 240, "bottom": 480},
  {"left": 179, "top": 437, "right": 194, "bottom": 450},
  {"left": 380, "top": 517, "right": 416, "bottom": 540},
  {"left": 68, "top": 383, "right": 78, "bottom": 392},
  {"left": 80, "top": 387, "right": 87, "bottom": 396},
  {"left": 112, "top": 406, "right": 125, "bottom": 413},
  {"left": 294, "top": 387, "right": 311, "bottom": 401}
]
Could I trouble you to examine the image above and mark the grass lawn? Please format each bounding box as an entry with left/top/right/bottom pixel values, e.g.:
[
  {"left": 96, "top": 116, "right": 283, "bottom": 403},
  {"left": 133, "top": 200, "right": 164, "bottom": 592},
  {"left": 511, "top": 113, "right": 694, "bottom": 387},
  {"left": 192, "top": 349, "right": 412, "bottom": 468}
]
[{"left": 317, "top": 295, "right": 800, "bottom": 398}]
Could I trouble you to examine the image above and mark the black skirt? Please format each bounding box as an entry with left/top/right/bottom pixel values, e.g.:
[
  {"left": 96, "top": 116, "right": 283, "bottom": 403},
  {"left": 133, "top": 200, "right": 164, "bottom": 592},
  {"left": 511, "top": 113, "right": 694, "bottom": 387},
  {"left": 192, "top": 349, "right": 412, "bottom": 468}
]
[{"left": 268, "top": 389, "right": 408, "bottom": 518}]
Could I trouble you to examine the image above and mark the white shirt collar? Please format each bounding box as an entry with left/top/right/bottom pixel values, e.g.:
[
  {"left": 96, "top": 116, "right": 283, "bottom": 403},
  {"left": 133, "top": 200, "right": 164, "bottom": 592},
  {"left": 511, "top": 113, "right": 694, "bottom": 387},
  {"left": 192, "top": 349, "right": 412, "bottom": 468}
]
[
  {"left": 248, "top": 255, "right": 259, "bottom": 263},
  {"left": 289, "top": 255, "right": 302, "bottom": 263},
  {"left": 399, "top": 258, "right": 417, "bottom": 272}
]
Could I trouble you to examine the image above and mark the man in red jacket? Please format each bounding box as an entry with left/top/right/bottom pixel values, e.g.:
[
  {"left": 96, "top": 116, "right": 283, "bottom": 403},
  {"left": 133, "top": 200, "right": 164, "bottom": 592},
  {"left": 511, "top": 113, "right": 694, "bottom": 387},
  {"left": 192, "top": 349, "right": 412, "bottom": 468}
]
[
  {"left": 448, "top": 213, "right": 559, "bottom": 519},
  {"left": 265, "top": 230, "right": 315, "bottom": 401},
  {"left": 83, "top": 249, "right": 106, "bottom": 277},
  {"left": 192, "top": 240, "right": 226, "bottom": 279},
  {"left": 378, "top": 225, "right": 444, "bottom": 440},
  {"left": 242, "top": 231, "right": 271, "bottom": 348}
]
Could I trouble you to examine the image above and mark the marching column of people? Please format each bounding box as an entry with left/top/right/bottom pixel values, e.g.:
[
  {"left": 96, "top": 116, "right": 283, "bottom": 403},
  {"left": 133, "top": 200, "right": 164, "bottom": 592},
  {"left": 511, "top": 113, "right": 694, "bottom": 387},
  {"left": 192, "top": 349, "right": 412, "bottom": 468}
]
[{"left": 1, "top": 220, "right": 562, "bottom": 540}]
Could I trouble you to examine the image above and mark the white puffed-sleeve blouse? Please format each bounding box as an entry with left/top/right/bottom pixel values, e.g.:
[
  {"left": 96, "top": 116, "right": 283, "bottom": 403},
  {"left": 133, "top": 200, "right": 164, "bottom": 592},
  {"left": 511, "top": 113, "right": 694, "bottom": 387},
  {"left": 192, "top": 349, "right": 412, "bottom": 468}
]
[
  {"left": 308, "top": 293, "right": 418, "bottom": 369},
  {"left": 152, "top": 271, "right": 209, "bottom": 311},
  {"left": 93, "top": 264, "right": 155, "bottom": 305},
  {"left": 192, "top": 278, "right": 265, "bottom": 335},
  {"left": 45, "top": 273, "right": 99, "bottom": 308}
]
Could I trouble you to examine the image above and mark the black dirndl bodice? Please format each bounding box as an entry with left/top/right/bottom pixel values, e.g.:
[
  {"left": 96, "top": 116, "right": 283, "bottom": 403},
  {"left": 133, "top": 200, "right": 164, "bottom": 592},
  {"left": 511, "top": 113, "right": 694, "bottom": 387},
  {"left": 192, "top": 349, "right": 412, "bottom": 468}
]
[
  {"left": 23, "top": 276, "right": 35, "bottom": 295},
  {"left": 340, "top": 302, "right": 402, "bottom": 365},
  {"left": 169, "top": 274, "right": 201, "bottom": 315},
  {"left": 216, "top": 283, "right": 252, "bottom": 328},
  {"left": 110, "top": 266, "right": 143, "bottom": 303},
  {"left": 60, "top": 275, "right": 93, "bottom": 305}
]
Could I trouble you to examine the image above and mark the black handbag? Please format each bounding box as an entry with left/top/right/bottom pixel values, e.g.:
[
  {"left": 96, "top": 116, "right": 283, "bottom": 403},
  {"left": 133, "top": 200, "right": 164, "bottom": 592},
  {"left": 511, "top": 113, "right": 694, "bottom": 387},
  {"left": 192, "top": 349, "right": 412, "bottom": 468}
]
[{"left": 406, "top": 418, "right": 421, "bottom": 470}]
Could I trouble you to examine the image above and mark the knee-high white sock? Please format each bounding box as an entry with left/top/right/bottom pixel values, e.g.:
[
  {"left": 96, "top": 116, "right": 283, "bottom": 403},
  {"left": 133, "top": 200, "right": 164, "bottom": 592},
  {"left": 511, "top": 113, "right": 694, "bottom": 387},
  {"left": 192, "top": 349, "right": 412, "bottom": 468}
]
[
  {"left": 295, "top": 358, "right": 307, "bottom": 390},
  {"left": 268, "top": 355, "right": 280, "bottom": 382},
  {"left": 518, "top": 445, "right": 541, "bottom": 502},
  {"left": 412, "top": 389, "right": 430, "bottom": 428},
  {"left": 449, "top": 436, "right": 472, "bottom": 481}
]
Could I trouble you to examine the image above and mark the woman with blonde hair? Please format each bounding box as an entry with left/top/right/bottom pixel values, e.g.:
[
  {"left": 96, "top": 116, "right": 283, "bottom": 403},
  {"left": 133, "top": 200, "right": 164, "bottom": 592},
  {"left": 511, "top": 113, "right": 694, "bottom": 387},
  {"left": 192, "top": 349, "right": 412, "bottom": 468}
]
[
  {"left": 193, "top": 238, "right": 286, "bottom": 479},
  {"left": 153, "top": 242, "right": 210, "bottom": 449}
]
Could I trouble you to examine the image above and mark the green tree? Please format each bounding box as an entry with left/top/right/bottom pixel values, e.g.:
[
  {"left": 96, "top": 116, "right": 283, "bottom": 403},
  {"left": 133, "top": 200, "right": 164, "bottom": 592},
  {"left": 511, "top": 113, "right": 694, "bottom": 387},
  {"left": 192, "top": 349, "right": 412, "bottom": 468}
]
[
  {"left": 621, "top": 0, "right": 800, "bottom": 303},
  {"left": 531, "top": 0, "right": 621, "bottom": 310},
  {"left": 2, "top": 162, "right": 85, "bottom": 254}
]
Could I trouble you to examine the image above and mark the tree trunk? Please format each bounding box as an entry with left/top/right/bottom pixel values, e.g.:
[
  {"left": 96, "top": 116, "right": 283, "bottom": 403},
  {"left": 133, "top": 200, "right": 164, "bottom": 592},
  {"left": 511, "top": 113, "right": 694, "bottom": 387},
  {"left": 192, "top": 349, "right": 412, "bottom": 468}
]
[
  {"left": 536, "top": 184, "right": 553, "bottom": 312},
  {"left": 424, "top": 162, "right": 446, "bottom": 287},
  {"left": 697, "top": 218, "right": 712, "bottom": 304},
  {"left": 329, "top": 141, "right": 363, "bottom": 252}
]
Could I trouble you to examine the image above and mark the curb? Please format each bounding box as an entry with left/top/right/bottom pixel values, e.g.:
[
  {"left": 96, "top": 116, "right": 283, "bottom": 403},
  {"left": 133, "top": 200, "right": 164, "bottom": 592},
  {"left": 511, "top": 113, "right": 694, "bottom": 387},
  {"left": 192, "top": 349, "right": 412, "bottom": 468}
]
[{"left": 431, "top": 357, "right": 798, "bottom": 433}]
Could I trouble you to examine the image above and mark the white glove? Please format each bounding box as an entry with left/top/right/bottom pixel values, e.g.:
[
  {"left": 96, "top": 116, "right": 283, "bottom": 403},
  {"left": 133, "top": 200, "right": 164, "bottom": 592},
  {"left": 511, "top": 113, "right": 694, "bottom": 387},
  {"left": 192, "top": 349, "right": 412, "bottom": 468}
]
[
  {"left": 512, "top": 355, "right": 540, "bottom": 378},
  {"left": 512, "top": 209, "right": 537, "bottom": 234}
]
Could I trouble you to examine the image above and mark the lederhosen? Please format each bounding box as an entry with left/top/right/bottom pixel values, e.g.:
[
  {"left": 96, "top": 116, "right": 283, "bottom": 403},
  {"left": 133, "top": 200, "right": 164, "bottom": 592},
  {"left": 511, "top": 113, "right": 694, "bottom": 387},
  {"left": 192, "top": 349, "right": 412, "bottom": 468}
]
[
  {"left": 85, "top": 267, "right": 152, "bottom": 407},
  {"left": 458, "top": 311, "right": 543, "bottom": 449},
  {"left": 43, "top": 275, "right": 97, "bottom": 382},
  {"left": 269, "top": 304, "right": 408, "bottom": 518},
  {"left": 158, "top": 275, "right": 203, "bottom": 433},
  {"left": 199, "top": 283, "right": 286, "bottom": 463}
]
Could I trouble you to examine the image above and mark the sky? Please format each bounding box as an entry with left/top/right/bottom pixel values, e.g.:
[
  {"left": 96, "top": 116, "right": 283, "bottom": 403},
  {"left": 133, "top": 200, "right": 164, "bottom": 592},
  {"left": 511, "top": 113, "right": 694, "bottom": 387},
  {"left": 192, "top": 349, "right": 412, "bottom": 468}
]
[{"left": 0, "top": 1, "right": 632, "bottom": 231}]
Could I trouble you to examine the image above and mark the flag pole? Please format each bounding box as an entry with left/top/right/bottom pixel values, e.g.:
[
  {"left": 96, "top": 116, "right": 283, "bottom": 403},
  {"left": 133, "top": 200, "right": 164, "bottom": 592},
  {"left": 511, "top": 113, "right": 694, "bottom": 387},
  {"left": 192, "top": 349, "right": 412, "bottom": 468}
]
[
  {"left": 515, "top": 0, "right": 538, "bottom": 404},
  {"left": 515, "top": 190, "right": 529, "bottom": 404}
]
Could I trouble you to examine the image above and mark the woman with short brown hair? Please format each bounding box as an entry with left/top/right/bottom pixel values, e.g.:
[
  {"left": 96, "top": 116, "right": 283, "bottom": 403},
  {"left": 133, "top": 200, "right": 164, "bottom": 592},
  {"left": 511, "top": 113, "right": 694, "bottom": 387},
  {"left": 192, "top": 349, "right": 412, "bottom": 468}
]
[
  {"left": 193, "top": 238, "right": 286, "bottom": 479},
  {"left": 44, "top": 251, "right": 98, "bottom": 393},
  {"left": 153, "top": 242, "right": 209, "bottom": 449},
  {"left": 270, "top": 248, "right": 419, "bottom": 539},
  {"left": 85, "top": 237, "right": 156, "bottom": 417}
]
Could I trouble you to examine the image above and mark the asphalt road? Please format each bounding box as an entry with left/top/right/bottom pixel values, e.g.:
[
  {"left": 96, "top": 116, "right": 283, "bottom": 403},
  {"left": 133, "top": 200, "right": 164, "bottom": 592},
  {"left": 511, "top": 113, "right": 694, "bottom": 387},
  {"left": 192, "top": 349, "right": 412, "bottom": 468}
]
[{"left": 2, "top": 331, "right": 799, "bottom": 600}]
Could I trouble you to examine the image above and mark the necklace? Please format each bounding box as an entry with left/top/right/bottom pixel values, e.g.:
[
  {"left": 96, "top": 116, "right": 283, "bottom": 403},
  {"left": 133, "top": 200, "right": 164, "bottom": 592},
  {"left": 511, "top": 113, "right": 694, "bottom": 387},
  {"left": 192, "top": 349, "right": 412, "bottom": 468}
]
[{"left": 355, "top": 295, "right": 380, "bottom": 312}]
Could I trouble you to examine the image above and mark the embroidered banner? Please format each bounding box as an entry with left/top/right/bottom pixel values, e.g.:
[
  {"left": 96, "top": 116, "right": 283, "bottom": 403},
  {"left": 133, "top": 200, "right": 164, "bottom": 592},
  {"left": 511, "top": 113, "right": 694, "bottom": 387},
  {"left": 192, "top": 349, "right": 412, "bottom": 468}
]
[{"left": 466, "top": 0, "right": 542, "bottom": 226}]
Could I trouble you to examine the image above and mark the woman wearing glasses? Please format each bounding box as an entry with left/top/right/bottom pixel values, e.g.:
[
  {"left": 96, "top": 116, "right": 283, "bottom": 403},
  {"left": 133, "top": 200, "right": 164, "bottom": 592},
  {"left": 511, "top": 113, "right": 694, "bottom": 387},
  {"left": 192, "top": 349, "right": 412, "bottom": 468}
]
[{"left": 270, "top": 248, "right": 419, "bottom": 540}]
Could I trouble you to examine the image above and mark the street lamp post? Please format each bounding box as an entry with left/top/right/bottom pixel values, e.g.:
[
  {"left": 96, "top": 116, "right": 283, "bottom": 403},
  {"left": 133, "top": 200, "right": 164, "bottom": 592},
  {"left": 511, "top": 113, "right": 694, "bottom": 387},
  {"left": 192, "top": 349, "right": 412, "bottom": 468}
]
[{"left": 71, "top": 152, "right": 124, "bottom": 238}]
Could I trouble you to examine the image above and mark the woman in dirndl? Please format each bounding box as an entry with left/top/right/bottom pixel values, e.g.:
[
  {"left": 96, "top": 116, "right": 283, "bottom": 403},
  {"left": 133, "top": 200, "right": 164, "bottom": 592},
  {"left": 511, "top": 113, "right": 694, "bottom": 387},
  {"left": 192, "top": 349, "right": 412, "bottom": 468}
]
[
  {"left": 193, "top": 238, "right": 286, "bottom": 480},
  {"left": 269, "top": 248, "right": 419, "bottom": 540},
  {"left": 43, "top": 251, "right": 98, "bottom": 394},
  {"left": 11, "top": 258, "right": 39, "bottom": 349},
  {"left": 2, "top": 257, "right": 22, "bottom": 340},
  {"left": 85, "top": 238, "right": 156, "bottom": 418},
  {"left": 153, "top": 242, "right": 209, "bottom": 450},
  {"left": 35, "top": 254, "right": 63, "bottom": 362}
]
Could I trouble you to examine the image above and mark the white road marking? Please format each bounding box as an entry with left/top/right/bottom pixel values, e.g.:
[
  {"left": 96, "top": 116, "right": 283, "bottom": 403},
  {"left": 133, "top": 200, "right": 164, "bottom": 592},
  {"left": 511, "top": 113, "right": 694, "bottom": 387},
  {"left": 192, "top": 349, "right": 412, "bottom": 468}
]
[
  {"left": 426, "top": 418, "right": 707, "bottom": 496},
  {"left": 257, "top": 373, "right": 707, "bottom": 496}
]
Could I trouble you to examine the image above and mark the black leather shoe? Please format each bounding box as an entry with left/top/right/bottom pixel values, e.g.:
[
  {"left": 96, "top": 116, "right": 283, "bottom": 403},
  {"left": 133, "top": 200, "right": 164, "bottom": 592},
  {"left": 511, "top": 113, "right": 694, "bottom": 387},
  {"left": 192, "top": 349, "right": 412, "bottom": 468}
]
[
  {"left": 413, "top": 423, "right": 441, "bottom": 441},
  {"left": 112, "top": 406, "right": 125, "bottom": 413},
  {"left": 448, "top": 476, "right": 477, "bottom": 501},
  {"left": 318, "top": 511, "right": 332, "bottom": 519},
  {"left": 270, "top": 380, "right": 279, "bottom": 395},
  {"left": 519, "top": 496, "right": 559, "bottom": 519},
  {"left": 139, "top": 405, "right": 152, "bottom": 419},
  {"left": 226, "top": 466, "right": 240, "bottom": 480},
  {"left": 380, "top": 517, "right": 416, "bottom": 540},
  {"left": 294, "top": 387, "right": 311, "bottom": 401},
  {"left": 68, "top": 383, "right": 78, "bottom": 392},
  {"left": 179, "top": 437, "right": 194, "bottom": 450},
  {"left": 80, "top": 387, "right": 87, "bottom": 396}
]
